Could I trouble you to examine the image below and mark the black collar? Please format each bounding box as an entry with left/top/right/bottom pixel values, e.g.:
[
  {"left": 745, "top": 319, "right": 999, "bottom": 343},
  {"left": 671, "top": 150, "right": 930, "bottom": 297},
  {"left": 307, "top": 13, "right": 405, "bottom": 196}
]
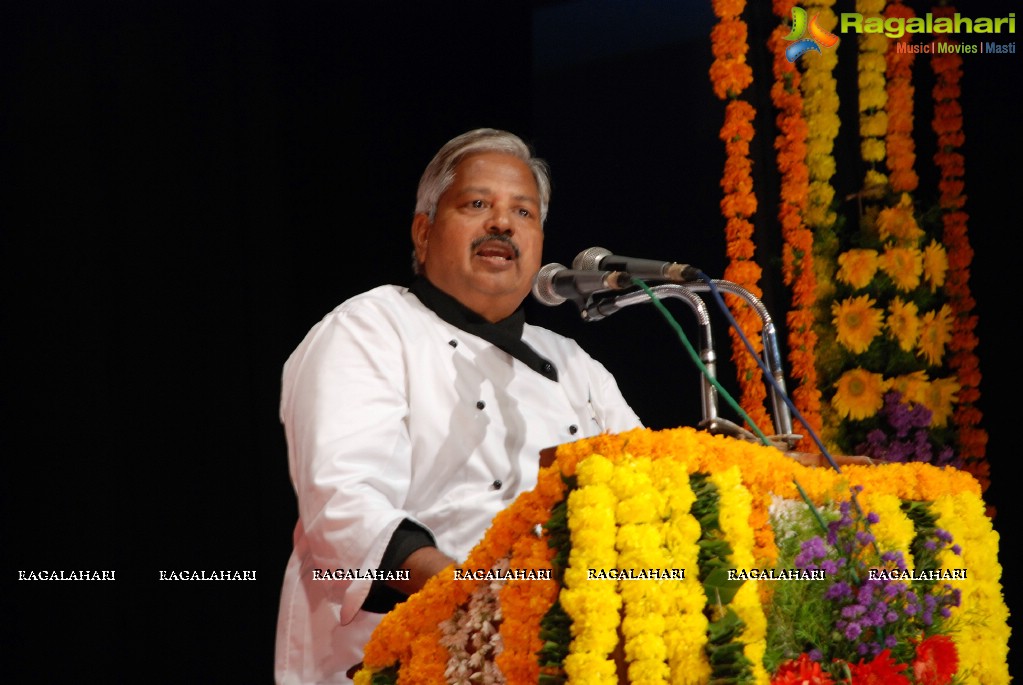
[{"left": 409, "top": 277, "right": 558, "bottom": 382}]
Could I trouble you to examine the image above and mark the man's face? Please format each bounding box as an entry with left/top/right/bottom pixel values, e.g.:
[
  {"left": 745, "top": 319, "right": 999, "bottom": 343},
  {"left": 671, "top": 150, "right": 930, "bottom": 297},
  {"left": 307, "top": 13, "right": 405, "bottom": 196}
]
[{"left": 412, "top": 151, "right": 544, "bottom": 322}]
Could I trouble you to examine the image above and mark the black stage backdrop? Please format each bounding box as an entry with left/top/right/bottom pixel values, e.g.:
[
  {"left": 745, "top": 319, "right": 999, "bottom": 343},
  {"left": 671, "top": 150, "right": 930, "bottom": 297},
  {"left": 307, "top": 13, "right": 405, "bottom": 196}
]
[{"left": 4, "top": 1, "right": 1019, "bottom": 681}]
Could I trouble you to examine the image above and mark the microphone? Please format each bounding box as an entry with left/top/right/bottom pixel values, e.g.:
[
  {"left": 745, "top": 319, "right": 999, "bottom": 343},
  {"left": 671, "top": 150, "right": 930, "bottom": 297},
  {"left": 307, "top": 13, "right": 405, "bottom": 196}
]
[
  {"left": 573, "top": 246, "right": 700, "bottom": 282},
  {"left": 531, "top": 262, "right": 634, "bottom": 307}
]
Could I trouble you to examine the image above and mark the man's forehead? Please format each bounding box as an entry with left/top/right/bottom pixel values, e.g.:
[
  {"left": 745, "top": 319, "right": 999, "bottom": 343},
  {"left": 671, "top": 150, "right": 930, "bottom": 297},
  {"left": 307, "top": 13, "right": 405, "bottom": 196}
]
[{"left": 448, "top": 153, "right": 538, "bottom": 194}]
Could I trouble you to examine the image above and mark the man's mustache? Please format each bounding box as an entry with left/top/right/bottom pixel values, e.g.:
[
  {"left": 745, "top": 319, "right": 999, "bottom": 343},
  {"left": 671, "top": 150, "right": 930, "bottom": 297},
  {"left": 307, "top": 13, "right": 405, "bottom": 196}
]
[{"left": 470, "top": 234, "right": 521, "bottom": 259}]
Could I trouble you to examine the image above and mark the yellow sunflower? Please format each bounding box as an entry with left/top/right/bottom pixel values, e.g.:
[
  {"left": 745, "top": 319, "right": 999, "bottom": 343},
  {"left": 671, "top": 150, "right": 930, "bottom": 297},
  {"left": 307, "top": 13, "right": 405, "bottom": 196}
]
[
  {"left": 885, "top": 297, "right": 920, "bottom": 351},
  {"left": 836, "top": 249, "right": 879, "bottom": 289},
  {"left": 832, "top": 294, "right": 884, "bottom": 353},
  {"left": 832, "top": 368, "right": 888, "bottom": 420},
  {"left": 878, "top": 245, "right": 923, "bottom": 292},
  {"left": 918, "top": 375, "right": 961, "bottom": 427},
  {"left": 922, "top": 239, "right": 949, "bottom": 291},
  {"left": 890, "top": 370, "right": 930, "bottom": 405},
  {"left": 876, "top": 193, "right": 924, "bottom": 244},
  {"left": 918, "top": 304, "right": 954, "bottom": 367}
]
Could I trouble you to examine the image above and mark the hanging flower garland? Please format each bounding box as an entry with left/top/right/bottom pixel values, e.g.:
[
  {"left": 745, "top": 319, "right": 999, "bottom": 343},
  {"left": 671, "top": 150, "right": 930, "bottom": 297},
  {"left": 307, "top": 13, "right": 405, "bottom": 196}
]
[
  {"left": 884, "top": 0, "right": 918, "bottom": 194},
  {"left": 796, "top": 0, "right": 842, "bottom": 448},
  {"left": 769, "top": 0, "right": 823, "bottom": 453},
  {"left": 856, "top": 0, "right": 889, "bottom": 192},
  {"left": 710, "top": 0, "right": 771, "bottom": 433},
  {"left": 930, "top": 4, "right": 989, "bottom": 494}
]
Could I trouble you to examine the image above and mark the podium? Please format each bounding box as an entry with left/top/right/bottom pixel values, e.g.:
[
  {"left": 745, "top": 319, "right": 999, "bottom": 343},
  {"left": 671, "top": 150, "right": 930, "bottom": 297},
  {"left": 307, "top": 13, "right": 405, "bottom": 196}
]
[{"left": 354, "top": 427, "right": 1008, "bottom": 685}]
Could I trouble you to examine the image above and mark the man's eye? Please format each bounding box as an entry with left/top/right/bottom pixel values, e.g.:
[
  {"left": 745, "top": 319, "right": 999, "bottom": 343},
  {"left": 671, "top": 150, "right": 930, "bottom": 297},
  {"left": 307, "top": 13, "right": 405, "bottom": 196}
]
[
  {"left": 470, "top": 199, "right": 486, "bottom": 209},
  {"left": 518, "top": 208, "right": 532, "bottom": 218}
]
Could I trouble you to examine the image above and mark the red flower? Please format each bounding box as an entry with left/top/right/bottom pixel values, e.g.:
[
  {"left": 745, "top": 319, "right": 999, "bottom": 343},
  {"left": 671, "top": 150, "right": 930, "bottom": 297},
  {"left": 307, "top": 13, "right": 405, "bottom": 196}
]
[
  {"left": 847, "top": 650, "right": 910, "bottom": 685},
  {"left": 771, "top": 653, "right": 834, "bottom": 685},
  {"left": 913, "top": 635, "right": 959, "bottom": 685}
]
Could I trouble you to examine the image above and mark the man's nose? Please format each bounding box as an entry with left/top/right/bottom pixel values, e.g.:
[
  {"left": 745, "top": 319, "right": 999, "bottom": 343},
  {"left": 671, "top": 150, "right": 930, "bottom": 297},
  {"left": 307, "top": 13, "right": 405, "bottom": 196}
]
[{"left": 486, "top": 206, "right": 514, "bottom": 234}]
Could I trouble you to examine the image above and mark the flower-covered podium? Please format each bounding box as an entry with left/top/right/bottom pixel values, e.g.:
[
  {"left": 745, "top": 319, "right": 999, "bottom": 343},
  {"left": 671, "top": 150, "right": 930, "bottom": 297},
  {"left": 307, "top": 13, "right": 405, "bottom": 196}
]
[{"left": 354, "top": 427, "right": 1008, "bottom": 685}]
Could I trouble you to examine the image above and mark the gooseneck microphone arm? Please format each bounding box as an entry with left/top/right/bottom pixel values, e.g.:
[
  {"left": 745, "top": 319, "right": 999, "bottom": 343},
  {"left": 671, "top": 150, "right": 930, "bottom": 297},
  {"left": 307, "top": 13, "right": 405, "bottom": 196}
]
[
  {"left": 681, "top": 280, "right": 794, "bottom": 439},
  {"left": 584, "top": 285, "right": 719, "bottom": 425}
]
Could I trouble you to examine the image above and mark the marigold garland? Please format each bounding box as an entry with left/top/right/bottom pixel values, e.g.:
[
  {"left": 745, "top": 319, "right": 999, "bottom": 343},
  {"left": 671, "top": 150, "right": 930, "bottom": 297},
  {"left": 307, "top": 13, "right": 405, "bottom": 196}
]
[
  {"left": 650, "top": 458, "right": 709, "bottom": 683},
  {"left": 856, "top": 0, "right": 888, "bottom": 184},
  {"left": 711, "top": 467, "right": 770, "bottom": 684},
  {"left": 884, "top": 1, "right": 919, "bottom": 193},
  {"left": 929, "top": 5, "right": 989, "bottom": 493},
  {"left": 797, "top": 0, "right": 842, "bottom": 451},
  {"left": 356, "top": 427, "right": 1006, "bottom": 684},
  {"left": 710, "top": 0, "right": 770, "bottom": 433},
  {"left": 612, "top": 458, "right": 671, "bottom": 684},
  {"left": 770, "top": 0, "right": 823, "bottom": 453},
  {"left": 931, "top": 491, "right": 1010, "bottom": 683},
  {"left": 562, "top": 454, "right": 621, "bottom": 683}
]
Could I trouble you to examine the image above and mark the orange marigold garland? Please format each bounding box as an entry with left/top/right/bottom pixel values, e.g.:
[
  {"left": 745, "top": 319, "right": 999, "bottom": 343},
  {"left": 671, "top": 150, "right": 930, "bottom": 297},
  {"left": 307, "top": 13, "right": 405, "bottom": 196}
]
[
  {"left": 770, "top": 0, "right": 823, "bottom": 453},
  {"left": 929, "top": 5, "right": 989, "bottom": 493},
  {"left": 710, "top": 0, "right": 771, "bottom": 433},
  {"left": 884, "top": 1, "right": 918, "bottom": 194}
]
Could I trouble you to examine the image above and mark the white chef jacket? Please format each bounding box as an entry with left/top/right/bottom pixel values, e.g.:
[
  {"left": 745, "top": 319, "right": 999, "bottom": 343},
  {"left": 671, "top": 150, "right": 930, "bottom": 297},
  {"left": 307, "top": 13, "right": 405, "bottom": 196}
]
[{"left": 274, "top": 284, "right": 641, "bottom": 685}]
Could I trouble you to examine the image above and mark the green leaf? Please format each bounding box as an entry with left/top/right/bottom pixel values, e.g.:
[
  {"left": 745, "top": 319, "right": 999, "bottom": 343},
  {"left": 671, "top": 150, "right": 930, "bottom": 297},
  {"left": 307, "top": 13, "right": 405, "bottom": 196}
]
[{"left": 703, "top": 567, "right": 745, "bottom": 606}]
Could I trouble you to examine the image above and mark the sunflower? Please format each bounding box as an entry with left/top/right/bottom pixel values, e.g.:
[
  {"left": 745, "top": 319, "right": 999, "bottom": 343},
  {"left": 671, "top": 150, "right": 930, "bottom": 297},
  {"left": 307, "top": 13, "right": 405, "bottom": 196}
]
[
  {"left": 832, "top": 368, "right": 888, "bottom": 420},
  {"left": 922, "top": 239, "right": 949, "bottom": 291},
  {"left": 878, "top": 245, "right": 923, "bottom": 292},
  {"left": 832, "top": 294, "right": 884, "bottom": 353},
  {"left": 890, "top": 370, "right": 930, "bottom": 405},
  {"left": 876, "top": 193, "right": 924, "bottom": 244},
  {"left": 835, "top": 249, "right": 879, "bottom": 290},
  {"left": 918, "top": 375, "right": 961, "bottom": 428},
  {"left": 918, "top": 304, "right": 954, "bottom": 366},
  {"left": 886, "top": 297, "right": 920, "bottom": 351}
]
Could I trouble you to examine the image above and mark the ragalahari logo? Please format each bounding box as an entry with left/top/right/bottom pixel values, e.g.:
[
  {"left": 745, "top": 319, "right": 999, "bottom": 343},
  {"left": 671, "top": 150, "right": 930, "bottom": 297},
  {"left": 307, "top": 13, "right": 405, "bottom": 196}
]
[{"left": 784, "top": 7, "right": 840, "bottom": 62}]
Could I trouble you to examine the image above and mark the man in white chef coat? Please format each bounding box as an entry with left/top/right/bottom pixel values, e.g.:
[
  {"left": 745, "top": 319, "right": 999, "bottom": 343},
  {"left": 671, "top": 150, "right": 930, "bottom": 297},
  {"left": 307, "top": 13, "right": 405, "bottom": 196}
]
[{"left": 274, "top": 128, "right": 641, "bottom": 684}]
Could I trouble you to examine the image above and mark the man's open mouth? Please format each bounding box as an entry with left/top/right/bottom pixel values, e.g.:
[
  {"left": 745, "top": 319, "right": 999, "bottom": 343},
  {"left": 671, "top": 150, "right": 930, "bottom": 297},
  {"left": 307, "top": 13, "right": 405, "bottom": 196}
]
[{"left": 473, "top": 236, "right": 520, "bottom": 261}]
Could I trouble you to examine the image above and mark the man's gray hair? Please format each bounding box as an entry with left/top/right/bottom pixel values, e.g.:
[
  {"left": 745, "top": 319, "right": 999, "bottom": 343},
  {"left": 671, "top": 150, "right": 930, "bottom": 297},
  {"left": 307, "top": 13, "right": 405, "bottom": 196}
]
[{"left": 415, "top": 128, "right": 551, "bottom": 224}]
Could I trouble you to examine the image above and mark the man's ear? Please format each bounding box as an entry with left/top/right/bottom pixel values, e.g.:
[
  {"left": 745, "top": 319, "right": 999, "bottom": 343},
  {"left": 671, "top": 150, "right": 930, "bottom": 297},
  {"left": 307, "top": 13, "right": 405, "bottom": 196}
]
[{"left": 411, "top": 213, "right": 431, "bottom": 266}]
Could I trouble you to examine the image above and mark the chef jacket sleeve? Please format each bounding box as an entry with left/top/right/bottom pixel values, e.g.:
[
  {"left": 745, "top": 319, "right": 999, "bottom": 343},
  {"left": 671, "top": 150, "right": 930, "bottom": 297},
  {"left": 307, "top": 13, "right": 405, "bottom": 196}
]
[{"left": 280, "top": 299, "right": 425, "bottom": 623}]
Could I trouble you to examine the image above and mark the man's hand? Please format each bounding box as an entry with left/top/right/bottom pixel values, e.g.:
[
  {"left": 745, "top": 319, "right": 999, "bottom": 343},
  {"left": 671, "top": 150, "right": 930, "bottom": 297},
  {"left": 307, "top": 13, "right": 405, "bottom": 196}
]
[{"left": 385, "top": 546, "right": 455, "bottom": 595}]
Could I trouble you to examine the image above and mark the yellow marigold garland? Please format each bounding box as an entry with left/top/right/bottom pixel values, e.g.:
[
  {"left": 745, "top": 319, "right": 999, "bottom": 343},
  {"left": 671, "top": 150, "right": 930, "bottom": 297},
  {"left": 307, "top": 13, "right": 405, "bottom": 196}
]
[
  {"left": 612, "top": 458, "right": 671, "bottom": 684},
  {"left": 856, "top": 0, "right": 888, "bottom": 186},
  {"left": 797, "top": 0, "right": 841, "bottom": 450},
  {"left": 562, "top": 454, "right": 621, "bottom": 684},
  {"left": 650, "top": 459, "right": 709, "bottom": 684},
  {"left": 710, "top": 0, "right": 770, "bottom": 433},
  {"left": 931, "top": 491, "right": 1010, "bottom": 684},
  {"left": 710, "top": 467, "right": 770, "bottom": 684},
  {"left": 930, "top": 5, "right": 989, "bottom": 493}
]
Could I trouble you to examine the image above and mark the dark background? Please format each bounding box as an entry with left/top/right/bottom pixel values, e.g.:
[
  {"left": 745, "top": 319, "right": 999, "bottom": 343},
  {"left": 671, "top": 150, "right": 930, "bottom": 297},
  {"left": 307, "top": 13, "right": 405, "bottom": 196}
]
[{"left": 4, "top": 1, "right": 1019, "bottom": 681}]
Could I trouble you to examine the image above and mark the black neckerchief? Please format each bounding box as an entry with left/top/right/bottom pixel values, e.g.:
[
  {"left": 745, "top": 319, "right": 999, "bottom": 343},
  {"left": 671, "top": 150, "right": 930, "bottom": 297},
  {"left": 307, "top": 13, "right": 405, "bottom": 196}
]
[{"left": 408, "top": 277, "right": 558, "bottom": 382}]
